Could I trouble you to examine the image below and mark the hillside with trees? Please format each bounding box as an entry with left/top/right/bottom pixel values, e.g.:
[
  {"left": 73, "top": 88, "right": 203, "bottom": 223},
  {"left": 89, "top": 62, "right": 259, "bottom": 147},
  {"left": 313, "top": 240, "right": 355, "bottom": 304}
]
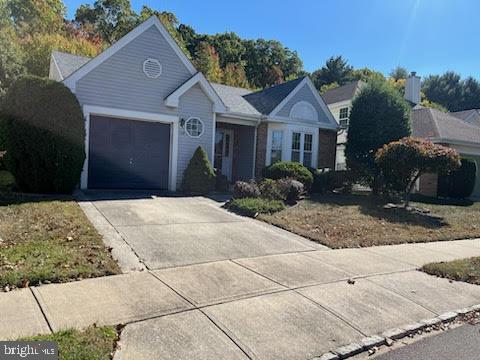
[{"left": 1, "top": 0, "right": 480, "bottom": 113}]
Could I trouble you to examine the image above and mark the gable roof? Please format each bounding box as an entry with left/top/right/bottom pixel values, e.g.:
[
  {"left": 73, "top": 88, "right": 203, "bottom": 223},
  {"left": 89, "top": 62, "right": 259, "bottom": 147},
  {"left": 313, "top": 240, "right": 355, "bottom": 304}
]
[
  {"left": 63, "top": 16, "right": 196, "bottom": 91},
  {"left": 243, "top": 77, "right": 305, "bottom": 114},
  {"left": 451, "top": 109, "right": 480, "bottom": 127},
  {"left": 412, "top": 107, "right": 480, "bottom": 145},
  {"left": 51, "top": 51, "right": 91, "bottom": 80},
  {"left": 321, "top": 81, "right": 364, "bottom": 105},
  {"left": 165, "top": 72, "right": 227, "bottom": 113},
  {"left": 211, "top": 83, "right": 261, "bottom": 116}
]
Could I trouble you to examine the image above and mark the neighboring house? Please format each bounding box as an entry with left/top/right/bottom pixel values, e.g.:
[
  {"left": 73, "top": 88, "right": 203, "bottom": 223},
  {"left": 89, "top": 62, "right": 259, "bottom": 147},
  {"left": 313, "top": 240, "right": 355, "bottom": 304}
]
[
  {"left": 451, "top": 109, "right": 480, "bottom": 127},
  {"left": 49, "top": 16, "right": 338, "bottom": 191},
  {"left": 321, "top": 71, "right": 480, "bottom": 199},
  {"left": 322, "top": 80, "right": 365, "bottom": 170}
]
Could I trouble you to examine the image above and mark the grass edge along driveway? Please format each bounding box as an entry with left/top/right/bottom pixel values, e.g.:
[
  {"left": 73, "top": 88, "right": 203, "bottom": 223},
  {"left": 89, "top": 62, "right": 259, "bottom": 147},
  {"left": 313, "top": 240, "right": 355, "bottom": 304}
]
[{"left": 0, "top": 192, "right": 120, "bottom": 290}]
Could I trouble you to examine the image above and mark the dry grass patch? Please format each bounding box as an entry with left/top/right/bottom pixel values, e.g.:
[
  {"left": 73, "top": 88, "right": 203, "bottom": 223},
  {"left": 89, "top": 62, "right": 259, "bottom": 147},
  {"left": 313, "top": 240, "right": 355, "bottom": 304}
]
[
  {"left": 0, "top": 192, "right": 120, "bottom": 290},
  {"left": 260, "top": 193, "right": 480, "bottom": 248},
  {"left": 422, "top": 257, "right": 480, "bottom": 285}
]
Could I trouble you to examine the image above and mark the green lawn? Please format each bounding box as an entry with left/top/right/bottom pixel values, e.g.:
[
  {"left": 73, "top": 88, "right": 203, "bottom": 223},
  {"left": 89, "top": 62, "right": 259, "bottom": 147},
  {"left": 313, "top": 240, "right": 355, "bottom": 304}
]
[
  {"left": 422, "top": 257, "right": 480, "bottom": 285},
  {"left": 23, "top": 326, "right": 118, "bottom": 360},
  {"left": 0, "top": 192, "right": 120, "bottom": 289},
  {"left": 260, "top": 193, "right": 480, "bottom": 248}
]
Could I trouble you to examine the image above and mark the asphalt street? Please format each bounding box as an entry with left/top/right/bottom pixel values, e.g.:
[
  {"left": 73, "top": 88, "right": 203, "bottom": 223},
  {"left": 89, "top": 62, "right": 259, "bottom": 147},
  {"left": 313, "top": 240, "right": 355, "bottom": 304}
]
[{"left": 376, "top": 324, "right": 480, "bottom": 360}]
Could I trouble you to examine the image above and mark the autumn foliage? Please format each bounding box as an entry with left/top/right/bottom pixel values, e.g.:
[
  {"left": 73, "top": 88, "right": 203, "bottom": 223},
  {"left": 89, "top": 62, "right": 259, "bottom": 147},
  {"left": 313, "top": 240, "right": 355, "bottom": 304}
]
[{"left": 375, "top": 137, "right": 460, "bottom": 205}]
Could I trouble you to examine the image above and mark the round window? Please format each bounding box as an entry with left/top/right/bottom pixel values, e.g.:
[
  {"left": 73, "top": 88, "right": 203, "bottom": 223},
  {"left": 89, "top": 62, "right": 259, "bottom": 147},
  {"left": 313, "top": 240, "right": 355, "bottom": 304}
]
[{"left": 184, "top": 117, "right": 204, "bottom": 138}]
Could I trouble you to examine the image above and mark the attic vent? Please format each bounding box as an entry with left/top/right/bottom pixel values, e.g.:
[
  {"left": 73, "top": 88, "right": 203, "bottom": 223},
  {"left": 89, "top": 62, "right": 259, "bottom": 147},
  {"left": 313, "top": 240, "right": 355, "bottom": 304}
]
[{"left": 143, "top": 58, "right": 162, "bottom": 79}]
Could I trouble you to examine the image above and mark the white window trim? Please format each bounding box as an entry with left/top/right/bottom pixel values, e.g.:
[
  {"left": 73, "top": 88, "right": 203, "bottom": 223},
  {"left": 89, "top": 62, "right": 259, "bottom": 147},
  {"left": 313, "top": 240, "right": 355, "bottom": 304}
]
[
  {"left": 291, "top": 131, "right": 314, "bottom": 167},
  {"left": 184, "top": 117, "right": 204, "bottom": 138},
  {"left": 266, "top": 123, "right": 319, "bottom": 168},
  {"left": 289, "top": 101, "right": 318, "bottom": 122},
  {"left": 81, "top": 105, "right": 179, "bottom": 192},
  {"left": 143, "top": 58, "right": 162, "bottom": 79}
]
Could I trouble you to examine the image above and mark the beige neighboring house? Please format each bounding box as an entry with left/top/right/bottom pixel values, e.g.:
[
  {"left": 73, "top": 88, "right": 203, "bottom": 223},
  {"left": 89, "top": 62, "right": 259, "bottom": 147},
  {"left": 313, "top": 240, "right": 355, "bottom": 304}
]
[
  {"left": 323, "top": 73, "right": 480, "bottom": 199},
  {"left": 322, "top": 80, "right": 365, "bottom": 170}
]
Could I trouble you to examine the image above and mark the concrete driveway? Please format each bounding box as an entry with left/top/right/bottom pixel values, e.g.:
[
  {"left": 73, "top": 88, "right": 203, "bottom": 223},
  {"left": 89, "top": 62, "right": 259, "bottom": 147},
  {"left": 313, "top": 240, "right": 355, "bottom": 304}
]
[{"left": 78, "top": 192, "right": 323, "bottom": 270}]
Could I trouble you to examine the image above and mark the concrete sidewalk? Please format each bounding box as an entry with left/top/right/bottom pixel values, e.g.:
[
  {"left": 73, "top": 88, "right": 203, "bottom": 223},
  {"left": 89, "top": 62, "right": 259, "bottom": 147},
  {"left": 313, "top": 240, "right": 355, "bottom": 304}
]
[{"left": 2, "top": 239, "right": 480, "bottom": 360}]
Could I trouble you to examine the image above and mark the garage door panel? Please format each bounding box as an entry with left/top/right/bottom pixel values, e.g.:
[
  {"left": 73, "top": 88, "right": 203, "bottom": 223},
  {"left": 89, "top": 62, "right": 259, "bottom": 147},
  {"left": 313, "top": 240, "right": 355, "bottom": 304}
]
[{"left": 89, "top": 115, "right": 170, "bottom": 189}]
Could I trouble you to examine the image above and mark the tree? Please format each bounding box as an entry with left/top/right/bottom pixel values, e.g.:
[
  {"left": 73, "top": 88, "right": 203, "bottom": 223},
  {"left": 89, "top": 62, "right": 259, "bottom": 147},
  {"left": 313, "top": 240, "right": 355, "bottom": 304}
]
[
  {"left": 390, "top": 66, "right": 408, "bottom": 81},
  {"left": 345, "top": 80, "right": 411, "bottom": 191},
  {"left": 7, "top": 0, "right": 65, "bottom": 34},
  {"left": 319, "top": 82, "right": 339, "bottom": 95},
  {"left": 75, "top": 0, "right": 137, "bottom": 44},
  {"left": 182, "top": 146, "right": 215, "bottom": 194},
  {"left": 243, "top": 39, "right": 302, "bottom": 88},
  {"left": 194, "top": 42, "right": 223, "bottom": 83},
  {"left": 209, "top": 32, "right": 245, "bottom": 68},
  {"left": 422, "top": 72, "right": 464, "bottom": 111},
  {"left": 223, "top": 63, "right": 250, "bottom": 88},
  {"left": 0, "top": 27, "right": 25, "bottom": 100},
  {"left": 376, "top": 137, "right": 460, "bottom": 206},
  {"left": 311, "top": 56, "right": 353, "bottom": 90},
  {"left": 21, "top": 33, "right": 100, "bottom": 77},
  {"left": 351, "top": 67, "right": 385, "bottom": 82}
]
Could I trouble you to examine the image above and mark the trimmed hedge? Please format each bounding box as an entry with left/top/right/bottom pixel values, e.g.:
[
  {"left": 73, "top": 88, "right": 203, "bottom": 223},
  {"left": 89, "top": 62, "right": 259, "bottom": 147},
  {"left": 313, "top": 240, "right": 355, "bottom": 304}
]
[
  {"left": 226, "top": 197, "right": 285, "bottom": 217},
  {"left": 438, "top": 159, "right": 476, "bottom": 199},
  {"left": 311, "top": 169, "right": 353, "bottom": 193},
  {"left": 262, "top": 161, "right": 313, "bottom": 189},
  {"left": 182, "top": 146, "right": 216, "bottom": 194},
  {"left": 1, "top": 75, "right": 85, "bottom": 193}
]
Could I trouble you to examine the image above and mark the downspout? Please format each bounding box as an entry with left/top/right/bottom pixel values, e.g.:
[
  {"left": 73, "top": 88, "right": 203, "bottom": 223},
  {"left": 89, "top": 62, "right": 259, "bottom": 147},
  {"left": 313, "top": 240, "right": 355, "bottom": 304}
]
[{"left": 251, "top": 115, "right": 267, "bottom": 180}]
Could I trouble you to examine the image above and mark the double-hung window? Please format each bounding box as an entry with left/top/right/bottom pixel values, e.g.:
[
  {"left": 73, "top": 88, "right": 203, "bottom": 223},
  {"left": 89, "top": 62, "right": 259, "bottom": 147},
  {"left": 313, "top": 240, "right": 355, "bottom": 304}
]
[
  {"left": 271, "top": 131, "right": 283, "bottom": 164},
  {"left": 291, "top": 132, "right": 313, "bottom": 167},
  {"left": 339, "top": 107, "right": 349, "bottom": 128}
]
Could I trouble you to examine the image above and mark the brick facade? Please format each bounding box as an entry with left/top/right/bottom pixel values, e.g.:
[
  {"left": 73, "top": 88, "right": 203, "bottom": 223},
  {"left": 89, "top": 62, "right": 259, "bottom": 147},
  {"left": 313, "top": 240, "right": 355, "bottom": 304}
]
[
  {"left": 318, "top": 129, "right": 337, "bottom": 169},
  {"left": 418, "top": 173, "right": 438, "bottom": 197},
  {"left": 255, "top": 122, "right": 268, "bottom": 178}
]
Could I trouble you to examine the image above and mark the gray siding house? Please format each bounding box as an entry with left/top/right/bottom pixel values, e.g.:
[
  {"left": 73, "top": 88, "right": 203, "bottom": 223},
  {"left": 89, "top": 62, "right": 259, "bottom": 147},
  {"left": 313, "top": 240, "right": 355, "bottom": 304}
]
[{"left": 50, "top": 16, "right": 338, "bottom": 191}]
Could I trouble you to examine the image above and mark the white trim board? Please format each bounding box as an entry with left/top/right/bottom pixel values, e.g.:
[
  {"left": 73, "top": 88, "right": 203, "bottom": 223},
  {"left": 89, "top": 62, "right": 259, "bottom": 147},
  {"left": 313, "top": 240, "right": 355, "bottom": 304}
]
[
  {"left": 81, "top": 105, "right": 179, "bottom": 192},
  {"left": 64, "top": 16, "right": 196, "bottom": 92}
]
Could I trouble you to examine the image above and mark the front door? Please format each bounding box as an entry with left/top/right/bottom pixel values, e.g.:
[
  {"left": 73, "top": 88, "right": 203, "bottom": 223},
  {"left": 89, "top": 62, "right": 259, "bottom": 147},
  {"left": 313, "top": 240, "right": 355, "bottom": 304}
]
[{"left": 214, "top": 129, "right": 234, "bottom": 181}]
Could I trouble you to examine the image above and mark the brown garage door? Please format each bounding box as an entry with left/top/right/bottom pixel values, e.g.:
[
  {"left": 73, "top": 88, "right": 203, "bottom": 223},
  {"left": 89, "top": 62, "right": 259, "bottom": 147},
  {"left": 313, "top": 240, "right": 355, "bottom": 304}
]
[{"left": 88, "top": 115, "right": 170, "bottom": 189}]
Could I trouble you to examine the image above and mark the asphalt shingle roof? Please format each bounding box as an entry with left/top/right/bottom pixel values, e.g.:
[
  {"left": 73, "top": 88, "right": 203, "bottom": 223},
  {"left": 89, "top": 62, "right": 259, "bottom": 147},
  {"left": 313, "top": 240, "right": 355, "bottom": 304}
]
[
  {"left": 321, "top": 81, "right": 363, "bottom": 105},
  {"left": 210, "top": 83, "right": 260, "bottom": 116},
  {"left": 52, "top": 51, "right": 91, "bottom": 79},
  {"left": 243, "top": 77, "right": 305, "bottom": 114},
  {"left": 451, "top": 109, "right": 480, "bottom": 127},
  {"left": 51, "top": 50, "right": 305, "bottom": 117},
  {"left": 412, "top": 107, "right": 480, "bottom": 144}
]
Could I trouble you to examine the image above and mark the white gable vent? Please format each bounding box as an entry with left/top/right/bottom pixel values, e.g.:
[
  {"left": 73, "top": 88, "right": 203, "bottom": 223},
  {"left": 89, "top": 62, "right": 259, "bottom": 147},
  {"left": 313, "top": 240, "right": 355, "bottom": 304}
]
[{"left": 143, "top": 58, "right": 162, "bottom": 79}]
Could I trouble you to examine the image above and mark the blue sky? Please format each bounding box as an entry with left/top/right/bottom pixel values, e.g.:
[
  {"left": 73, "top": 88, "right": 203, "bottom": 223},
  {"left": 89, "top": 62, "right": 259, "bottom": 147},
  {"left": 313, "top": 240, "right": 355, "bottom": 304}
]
[{"left": 63, "top": 0, "right": 480, "bottom": 79}]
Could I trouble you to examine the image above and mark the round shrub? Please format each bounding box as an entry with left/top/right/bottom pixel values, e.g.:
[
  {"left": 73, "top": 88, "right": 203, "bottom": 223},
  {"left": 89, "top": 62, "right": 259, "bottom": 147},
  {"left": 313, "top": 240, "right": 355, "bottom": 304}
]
[
  {"left": 182, "top": 146, "right": 216, "bottom": 194},
  {"left": 277, "top": 178, "right": 304, "bottom": 203},
  {"left": 258, "top": 178, "right": 285, "bottom": 200},
  {"left": 233, "top": 180, "right": 260, "bottom": 199},
  {"left": 1, "top": 75, "right": 85, "bottom": 193},
  {"left": 262, "top": 161, "right": 313, "bottom": 189},
  {"left": 311, "top": 169, "right": 353, "bottom": 193}
]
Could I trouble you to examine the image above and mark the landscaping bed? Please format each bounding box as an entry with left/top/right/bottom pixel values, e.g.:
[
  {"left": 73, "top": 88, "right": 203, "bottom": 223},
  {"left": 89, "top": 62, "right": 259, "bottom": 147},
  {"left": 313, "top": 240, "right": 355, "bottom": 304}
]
[
  {"left": 422, "top": 257, "right": 480, "bottom": 285},
  {"left": 259, "top": 193, "right": 480, "bottom": 248},
  {"left": 0, "top": 192, "right": 120, "bottom": 290},
  {"left": 22, "top": 326, "right": 119, "bottom": 360}
]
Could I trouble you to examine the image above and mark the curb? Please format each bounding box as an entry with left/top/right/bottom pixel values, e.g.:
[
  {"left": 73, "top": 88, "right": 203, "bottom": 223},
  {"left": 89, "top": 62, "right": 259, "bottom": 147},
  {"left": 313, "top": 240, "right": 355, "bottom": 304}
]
[{"left": 313, "top": 304, "right": 480, "bottom": 360}]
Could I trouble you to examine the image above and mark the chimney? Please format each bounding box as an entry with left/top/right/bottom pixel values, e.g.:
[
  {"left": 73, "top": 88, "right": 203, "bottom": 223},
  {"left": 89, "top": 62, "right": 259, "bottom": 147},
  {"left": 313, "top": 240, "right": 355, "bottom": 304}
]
[{"left": 404, "top": 71, "right": 421, "bottom": 104}]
